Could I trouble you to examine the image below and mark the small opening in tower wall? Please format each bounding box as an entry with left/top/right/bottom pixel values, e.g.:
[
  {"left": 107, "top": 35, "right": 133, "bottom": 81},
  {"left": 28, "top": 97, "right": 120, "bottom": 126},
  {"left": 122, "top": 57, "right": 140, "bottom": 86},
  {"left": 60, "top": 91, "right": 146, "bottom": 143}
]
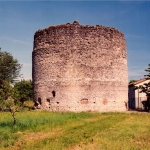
[
  {"left": 38, "top": 97, "right": 42, "bottom": 105},
  {"left": 52, "top": 91, "right": 56, "bottom": 97},
  {"left": 47, "top": 98, "right": 50, "bottom": 103}
]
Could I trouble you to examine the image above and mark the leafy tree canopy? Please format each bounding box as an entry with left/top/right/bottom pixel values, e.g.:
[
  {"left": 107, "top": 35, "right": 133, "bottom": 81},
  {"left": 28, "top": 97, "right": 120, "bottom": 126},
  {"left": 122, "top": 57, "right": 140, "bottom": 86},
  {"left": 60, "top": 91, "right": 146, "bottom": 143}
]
[
  {"left": 135, "top": 64, "right": 150, "bottom": 96},
  {"left": 0, "top": 50, "right": 22, "bottom": 83},
  {"left": 0, "top": 80, "right": 12, "bottom": 101},
  {"left": 129, "top": 80, "right": 137, "bottom": 84},
  {"left": 0, "top": 50, "right": 22, "bottom": 101},
  {"left": 12, "top": 80, "right": 33, "bottom": 104},
  {"left": 144, "top": 64, "right": 150, "bottom": 79}
]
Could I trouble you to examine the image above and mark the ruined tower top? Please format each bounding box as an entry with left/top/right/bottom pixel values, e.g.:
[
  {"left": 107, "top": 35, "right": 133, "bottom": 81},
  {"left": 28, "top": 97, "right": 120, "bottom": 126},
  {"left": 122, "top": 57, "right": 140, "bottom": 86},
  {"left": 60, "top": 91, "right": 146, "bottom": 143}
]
[
  {"left": 73, "top": 20, "right": 80, "bottom": 25},
  {"left": 33, "top": 21, "right": 125, "bottom": 51}
]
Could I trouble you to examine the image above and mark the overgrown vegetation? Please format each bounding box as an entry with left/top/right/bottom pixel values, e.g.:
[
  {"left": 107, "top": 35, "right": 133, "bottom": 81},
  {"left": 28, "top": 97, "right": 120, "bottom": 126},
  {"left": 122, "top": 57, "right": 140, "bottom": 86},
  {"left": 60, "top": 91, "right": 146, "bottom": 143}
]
[{"left": 0, "top": 111, "right": 150, "bottom": 150}]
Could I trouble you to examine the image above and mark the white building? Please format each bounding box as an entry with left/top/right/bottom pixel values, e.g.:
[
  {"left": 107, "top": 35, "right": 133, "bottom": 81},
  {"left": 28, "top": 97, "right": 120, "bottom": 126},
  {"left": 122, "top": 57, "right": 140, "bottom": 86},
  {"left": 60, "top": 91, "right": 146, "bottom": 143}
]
[{"left": 128, "top": 78, "right": 150, "bottom": 110}]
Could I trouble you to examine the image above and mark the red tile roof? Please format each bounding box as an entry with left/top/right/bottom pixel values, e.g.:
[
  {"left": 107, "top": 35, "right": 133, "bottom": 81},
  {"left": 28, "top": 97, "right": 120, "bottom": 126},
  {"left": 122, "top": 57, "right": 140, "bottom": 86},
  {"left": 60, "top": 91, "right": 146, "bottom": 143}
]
[{"left": 129, "top": 78, "right": 147, "bottom": 86}]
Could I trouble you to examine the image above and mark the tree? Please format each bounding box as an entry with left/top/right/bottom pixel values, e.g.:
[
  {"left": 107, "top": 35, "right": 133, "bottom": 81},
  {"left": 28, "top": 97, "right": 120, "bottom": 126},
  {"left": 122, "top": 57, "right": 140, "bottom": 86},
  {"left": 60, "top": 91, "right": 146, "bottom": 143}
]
[
  {"left": 0, "top": 80, "right": 34, "bottom": 125},
  {"left": 135, "top": 64, "right": 150, "bottom": 111},
  {"left": 145, "top": 64, "right": 150, "bottom": 79},
  {"left": 12, "top": 80, "right": 33, "bottom": 104},
  {"left": 0, "top": 80, "right": 12, "bottom": 101},
  {"left": 0, "top": 50, "right": 22, "bottom": 83},
  {"left": 0, "top": 50, "right": 22, "bottom": 101},
  {"left": 135, "top": 64, "right": 150, "bottom": 96},
  {"left": 0, "top": 99, "right": 22, "bottom": 125},
  {"left": 0, "top": 49, "right": 22, "bottom": 125}
]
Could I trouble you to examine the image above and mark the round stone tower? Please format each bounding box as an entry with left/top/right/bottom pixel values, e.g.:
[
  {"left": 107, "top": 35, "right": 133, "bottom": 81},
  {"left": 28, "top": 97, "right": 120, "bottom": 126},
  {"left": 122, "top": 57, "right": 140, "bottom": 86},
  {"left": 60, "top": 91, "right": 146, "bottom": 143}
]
[{"left": 32, "top": 21, "right": 128, "bottom": 112}]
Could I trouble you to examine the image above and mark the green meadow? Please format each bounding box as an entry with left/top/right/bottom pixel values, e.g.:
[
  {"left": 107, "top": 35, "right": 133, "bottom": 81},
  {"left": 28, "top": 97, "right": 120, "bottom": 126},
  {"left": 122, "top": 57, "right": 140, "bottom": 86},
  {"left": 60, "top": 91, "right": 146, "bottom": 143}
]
[{"left": 0, "top": 111, "right": 150, "bottom": 150}]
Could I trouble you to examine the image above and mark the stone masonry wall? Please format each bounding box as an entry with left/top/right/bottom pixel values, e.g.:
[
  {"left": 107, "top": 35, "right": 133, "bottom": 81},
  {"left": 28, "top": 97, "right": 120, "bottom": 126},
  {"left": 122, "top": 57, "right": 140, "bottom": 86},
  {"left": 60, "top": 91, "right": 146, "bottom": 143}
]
[{"left": 32, "top": 21, "right": 128, "bottom": 112}]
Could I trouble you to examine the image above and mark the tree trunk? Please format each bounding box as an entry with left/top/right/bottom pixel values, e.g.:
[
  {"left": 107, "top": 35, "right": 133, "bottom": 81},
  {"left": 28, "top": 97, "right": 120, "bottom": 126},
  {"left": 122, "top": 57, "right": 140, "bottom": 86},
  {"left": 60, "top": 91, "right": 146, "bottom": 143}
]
[
  {"left": 13, "top": 116, "right": 16, "bottom": 125},
  {"left": 10, "top": 109, "right": 16, "bottom": 125}
]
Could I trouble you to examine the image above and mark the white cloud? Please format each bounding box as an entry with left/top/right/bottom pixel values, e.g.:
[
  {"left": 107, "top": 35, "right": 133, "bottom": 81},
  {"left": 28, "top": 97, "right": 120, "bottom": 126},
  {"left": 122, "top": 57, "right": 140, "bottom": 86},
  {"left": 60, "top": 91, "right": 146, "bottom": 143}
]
[
  {"left": 20, "top": 63, "right": 32, "bottom": 80},
  {"left": 22, "top": 63, "right": 32, "bottom": 67},
  {"left": 125, "top": 34, "right": 145, "bottom": 39},
  {"left": 0, "top": 36, "right": 32, "bottom": 46},
  {"left": 128, "top": 68, "right": 146, "bottom": 81}
]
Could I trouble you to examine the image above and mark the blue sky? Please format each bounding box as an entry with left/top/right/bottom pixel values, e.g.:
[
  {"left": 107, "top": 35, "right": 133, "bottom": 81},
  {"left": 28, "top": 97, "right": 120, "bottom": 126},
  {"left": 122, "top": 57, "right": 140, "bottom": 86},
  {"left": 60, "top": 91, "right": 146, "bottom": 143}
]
[{"left": 0, "top": 1, "right": 150, "bottom": 81}]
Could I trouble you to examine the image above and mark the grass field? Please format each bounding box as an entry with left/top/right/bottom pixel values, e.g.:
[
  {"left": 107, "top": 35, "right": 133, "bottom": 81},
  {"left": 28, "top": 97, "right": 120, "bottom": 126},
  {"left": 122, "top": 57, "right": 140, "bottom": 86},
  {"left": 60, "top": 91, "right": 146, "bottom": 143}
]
[{"left": 0, "top": 111, "right": 150, "bottom": 150}]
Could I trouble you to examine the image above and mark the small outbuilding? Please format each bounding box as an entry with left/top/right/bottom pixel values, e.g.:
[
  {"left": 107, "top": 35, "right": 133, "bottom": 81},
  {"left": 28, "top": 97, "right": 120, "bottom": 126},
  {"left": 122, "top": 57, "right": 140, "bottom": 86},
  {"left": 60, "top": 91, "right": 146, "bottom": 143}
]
[{"left": 128, "top": 78, "right": 150, "bottom": 110}]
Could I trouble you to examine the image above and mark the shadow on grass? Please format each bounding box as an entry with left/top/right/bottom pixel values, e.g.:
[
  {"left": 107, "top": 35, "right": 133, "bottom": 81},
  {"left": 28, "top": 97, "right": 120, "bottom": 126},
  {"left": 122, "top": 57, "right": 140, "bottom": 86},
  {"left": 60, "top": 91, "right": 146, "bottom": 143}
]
[
  {"left": 127, "top": 109, "right": 150, "bottom": 113},
  {"left": 0, "top": 120, "right": 14, "bottom": 127}
]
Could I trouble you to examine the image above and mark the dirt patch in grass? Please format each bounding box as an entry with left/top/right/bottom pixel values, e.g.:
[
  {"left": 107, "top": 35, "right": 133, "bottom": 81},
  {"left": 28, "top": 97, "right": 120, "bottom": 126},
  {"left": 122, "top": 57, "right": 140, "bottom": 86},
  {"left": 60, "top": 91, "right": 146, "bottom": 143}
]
[{"left": 11, "top": 128, "right": 63, "bottom": 150}]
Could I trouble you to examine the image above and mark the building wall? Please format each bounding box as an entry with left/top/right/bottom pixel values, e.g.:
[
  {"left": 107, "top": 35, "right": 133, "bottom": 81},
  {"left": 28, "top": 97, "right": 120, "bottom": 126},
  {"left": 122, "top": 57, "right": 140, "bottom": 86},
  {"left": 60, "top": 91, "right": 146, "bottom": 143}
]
[
  {"left": 135, "top": 80, "right": 150, "bottom": 99},
  {"left": 32, "top": 21, "right": 128, "bottom": 112},
  {"left": 128, "top": 80, "right": 150, "bottom": 109}
]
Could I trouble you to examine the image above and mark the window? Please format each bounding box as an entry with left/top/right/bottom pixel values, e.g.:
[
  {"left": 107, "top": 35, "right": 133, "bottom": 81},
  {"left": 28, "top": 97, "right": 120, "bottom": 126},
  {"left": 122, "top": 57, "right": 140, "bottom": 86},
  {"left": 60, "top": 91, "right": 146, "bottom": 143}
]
[{"left": 52, "top": 91, "right": 56, "bottom": 97}]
